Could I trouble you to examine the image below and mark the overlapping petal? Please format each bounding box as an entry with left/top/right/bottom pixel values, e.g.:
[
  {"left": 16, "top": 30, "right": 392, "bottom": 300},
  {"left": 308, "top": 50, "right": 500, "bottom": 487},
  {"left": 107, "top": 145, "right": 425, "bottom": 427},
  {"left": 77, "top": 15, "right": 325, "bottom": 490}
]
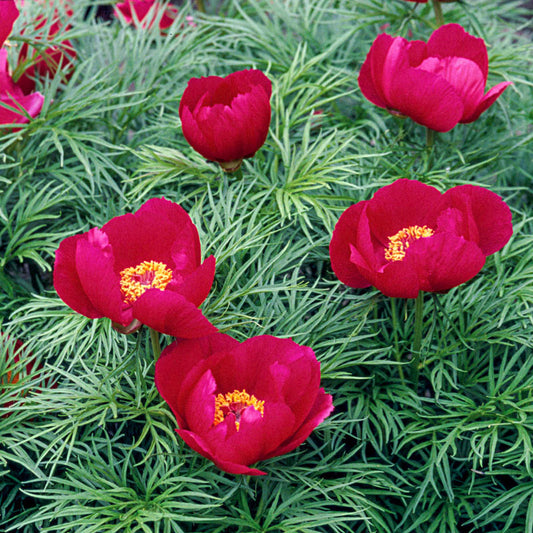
[
  {"left": 155, "top": 333, "right": 333, "bottom": 475},
  {"left": 53, "top": 198, "right": 216, "bottom": 336},
  {"left": 329, "top": 179, "right": 512, "bottom": 298},
  {"left": 358, "top": 24, "right": 511, "bottom": 131},
  {"left": 179, "top": 69, "right": 272, "bottom": 168}
]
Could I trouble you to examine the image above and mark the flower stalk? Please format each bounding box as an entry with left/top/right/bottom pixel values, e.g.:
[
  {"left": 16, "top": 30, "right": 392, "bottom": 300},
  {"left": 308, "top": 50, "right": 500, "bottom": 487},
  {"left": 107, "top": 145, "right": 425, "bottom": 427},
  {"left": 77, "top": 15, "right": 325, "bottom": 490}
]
[
  {"left": 432, "top": 0, "right": 445, "bottom": 27},
  {"left": 390, "top": 298, "right": 405, "bottom": 384},
  {"left": 411, "top": 291, "right": 425, "bottom": 389},
  {"left": 149, "top": 328, "right": 161, "bottom": 361}
]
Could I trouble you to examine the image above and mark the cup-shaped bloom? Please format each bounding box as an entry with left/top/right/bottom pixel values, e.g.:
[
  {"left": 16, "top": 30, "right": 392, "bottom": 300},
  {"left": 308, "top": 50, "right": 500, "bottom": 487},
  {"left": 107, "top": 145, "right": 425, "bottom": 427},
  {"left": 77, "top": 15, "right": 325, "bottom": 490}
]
[
  {"left": 179, "top": 69, "right": 272, "bottom": 171},
  {"left": 358, "top": 24, "right": 511, "bottom": 132},
  {"left": 0, "top": 49, "right": 44, "bottom": 126},
  {"left": 330, "top": 179, "right": 512, "bottom": 299},
  {"left": 54, "top": 198, "right": 217, "bottom": 338},
  {"left": 155, "top": 333, "right": 334, "bottom": 475},
  {"left": 114, "top": 0, "right": 179, "bottom": 31}
]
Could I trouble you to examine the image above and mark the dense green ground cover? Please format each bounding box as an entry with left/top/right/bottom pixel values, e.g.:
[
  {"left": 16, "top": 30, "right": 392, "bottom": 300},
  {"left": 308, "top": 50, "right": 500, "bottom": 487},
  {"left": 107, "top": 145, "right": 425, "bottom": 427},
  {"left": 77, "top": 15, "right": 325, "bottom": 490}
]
[{"left": 1, "top": 0, "right": 532, "bottom": 531}]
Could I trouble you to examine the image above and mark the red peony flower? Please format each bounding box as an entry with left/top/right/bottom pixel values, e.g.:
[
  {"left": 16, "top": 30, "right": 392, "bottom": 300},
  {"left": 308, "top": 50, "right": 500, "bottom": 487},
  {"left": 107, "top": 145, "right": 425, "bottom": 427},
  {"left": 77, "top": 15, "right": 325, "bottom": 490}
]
[
  {"left": 54, "top": 198, "right": 217, "bottom": 338},
  {"left": 0, "top": 49, "right": 44, "bottom": 126},
  {"left": 179, "top": 69, "right": 272, "bottom": 172},
  {"left": 114, "top": 0, "right": 179, "bottom": 31},
  {"left": 0, "top": 0, "right": 44, "bottom": 126},
  {"left": 358, "top": 24, "right": 511, "bottom": 132},
  {"left": 329, "top": 179, "right": 512, "bottom": 299},
  {"left": 155, "top": 333, "right": 333, "bottom": 475},
  {"left": 15, "top": 10, "right": 76, "bottom": 95}
]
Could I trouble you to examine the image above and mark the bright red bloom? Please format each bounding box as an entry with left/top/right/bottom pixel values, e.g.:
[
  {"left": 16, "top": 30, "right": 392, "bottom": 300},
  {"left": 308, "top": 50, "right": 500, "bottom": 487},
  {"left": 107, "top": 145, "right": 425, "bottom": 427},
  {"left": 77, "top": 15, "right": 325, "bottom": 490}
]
[
  {"left": 54, "top": 198, "right": 217, "bottom": 338},
  {"left": 114, "top": 0, "right": 179, "bottom": 31},
  {"left": 179, "top": 69, "right": 272, "bottom": 171},
  {"left": 330, "top": 179, "right": 512, "bottom": 299},
  {"left": 155, "top": 333, "right": 333, "bottom": 475},
  {"left": 358, "top": 24, "right": 511, "bottom": 132}
]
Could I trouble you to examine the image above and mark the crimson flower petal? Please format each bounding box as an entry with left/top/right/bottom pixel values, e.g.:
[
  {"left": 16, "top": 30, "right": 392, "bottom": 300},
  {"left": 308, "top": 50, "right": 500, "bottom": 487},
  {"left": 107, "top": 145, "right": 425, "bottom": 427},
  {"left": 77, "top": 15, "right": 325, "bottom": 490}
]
[
  {"left": 74, "top": 228, "right": 131, "bottom": 325},
  {"left": 330, "top": 203, "right": 373, "bottom": 289},
  {"left": 463, "top": 81, "right": 512, "bottom": 124},
  {"left": 133, "top": 289, "right": 217, "bottom": 338},
  {"left": 442, "top": 185, "right": 513, "bottom": 255},
  {"left": 427, "top": 23, "right": 488, "bottom": 79},
  {"left": 0, "top": 1, "right": 19, "bottom": 48}
]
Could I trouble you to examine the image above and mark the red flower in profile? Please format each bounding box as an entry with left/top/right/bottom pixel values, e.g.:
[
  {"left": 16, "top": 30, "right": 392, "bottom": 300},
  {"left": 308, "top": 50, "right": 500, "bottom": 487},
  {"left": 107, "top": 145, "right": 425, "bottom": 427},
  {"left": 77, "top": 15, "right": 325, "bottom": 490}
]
[
  {"left": 358, "top": 24, "right": 511, "bottom": 132},
  {"left": 114, "top": 0, "right": 179, "bottom": 31},
  {"left": 54, "top": 198, "right": 217, "bottom": 338},
  {"left": 179, "top": 69, "right": 272, "bottom": 171},
  {"left": 15, "top": 9, "right": 77, "bottom": 95},
  {"left": 155, "top": 333, "right": 333, "bottom": 475},
  {"left": 329, "top": 179, "right": 512, "bottom": 299}
]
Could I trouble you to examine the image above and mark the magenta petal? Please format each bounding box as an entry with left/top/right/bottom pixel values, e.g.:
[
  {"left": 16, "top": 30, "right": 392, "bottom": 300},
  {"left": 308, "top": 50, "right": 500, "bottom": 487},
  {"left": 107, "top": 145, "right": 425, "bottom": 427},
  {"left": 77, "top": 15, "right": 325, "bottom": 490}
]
[
  {"left": 155, "top": 334, "right": 239, "bottom": 427},
  {"left": 442, "top": 185, "right": 513, "bottom": 255},
  {"left": 185, "top": 369, "right": 217, "bottom": 434},
  {"left": 265, "top": 389, "right": 333, "bottom": 459},
  {"left": 388, "top": 66, "right": 463, "bottom": 132},
  {"left": 366, "top": 179, "right": 443, "bottom": 244},
  {"left": 173, "top": 255, "right": 216, "bottom": 307},
  {"left": 177, "top": 429, "right": 266, "bottom": 475},
  {"left": 54, "top": 234, "right": 103, "bottom": 319},
  {"left": 463, "top": 81, "right": 512, "bottom": 123},
  {"left": 362, "top": 253, "right": 421, "bottom": 299},
  {"left": 133, "top": 289, "right": 217, "bottom": 338},
  {"left": 427, "top": 24, "right": 488, "bottom": 79},
  {"left": 418, "top": 56, "right": 485, "bottom": 123},
  {"left": 75, "top": 228, "right": 130, "bottom": 325},
  {"left": 101, "top": 197, "right": 201, "bottom": 272},
  {"left": 330, "top": 202, "right": 373, "bottom": 289},
  {"left": 0, "top": 1, "right": 19, "bottom": 48},
  {"left": 409, "top": 233, "right": 486, "bottom": 292}
]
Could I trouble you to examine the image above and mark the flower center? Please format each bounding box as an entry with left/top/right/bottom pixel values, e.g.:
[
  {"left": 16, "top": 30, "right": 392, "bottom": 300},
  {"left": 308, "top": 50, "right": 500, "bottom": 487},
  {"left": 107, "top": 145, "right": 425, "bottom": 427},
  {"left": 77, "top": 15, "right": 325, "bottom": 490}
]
[
  {"left": 213, "top": 389, "right": 265, "bottom": 431},
  {"left": 384, "top": 225, "right": 435, "bottom": 262},
  {"left": 119, "top": 260, "right": 173, "bottom": 304}
]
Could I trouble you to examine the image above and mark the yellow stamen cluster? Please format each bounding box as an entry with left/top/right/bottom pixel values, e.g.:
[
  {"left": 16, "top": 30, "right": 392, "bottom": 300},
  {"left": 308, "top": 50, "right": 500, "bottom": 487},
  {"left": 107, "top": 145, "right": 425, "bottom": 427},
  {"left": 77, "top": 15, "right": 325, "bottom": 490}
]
[
  {"left": 119, "top": 260, "right": 173, "bottom": 304},
  {"left": 213, "top": 389, "right": 265, "bottom": 431},
  {"left": 384, "top": 225, "right": 435, "bottom": 262}
]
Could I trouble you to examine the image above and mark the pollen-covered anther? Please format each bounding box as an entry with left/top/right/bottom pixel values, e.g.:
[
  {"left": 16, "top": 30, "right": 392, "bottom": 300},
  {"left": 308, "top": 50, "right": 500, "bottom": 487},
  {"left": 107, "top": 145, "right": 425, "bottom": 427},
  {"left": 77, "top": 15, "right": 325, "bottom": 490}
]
[
  {"left": 385, "top": 225, "right": 435, "bottom": 262},
  {"left": 120, "top": 260, "right": 173, "bottom": 304},
  {"left": 213, "top": 389, "right": 265, "bottom": 431}
]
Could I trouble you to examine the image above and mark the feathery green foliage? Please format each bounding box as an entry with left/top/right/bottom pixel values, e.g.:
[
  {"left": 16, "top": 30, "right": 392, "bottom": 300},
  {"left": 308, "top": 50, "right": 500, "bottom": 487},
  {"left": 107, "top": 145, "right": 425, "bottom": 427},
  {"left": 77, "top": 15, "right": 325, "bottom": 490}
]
[{"left": 1, "top": 0, "right": 532, "bottom": 531}]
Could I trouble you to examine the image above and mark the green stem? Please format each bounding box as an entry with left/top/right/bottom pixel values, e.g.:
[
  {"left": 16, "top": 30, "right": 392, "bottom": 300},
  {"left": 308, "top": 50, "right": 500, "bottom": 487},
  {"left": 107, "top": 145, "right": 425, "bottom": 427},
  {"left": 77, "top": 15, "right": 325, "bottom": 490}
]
[
  {"left": 426, "top": 127, "right": 435, "bottom": 149},
  {"left": 390, "top": 298, "right": 405, "bottom": 384},
  {"left": 411, "top": 292, "right": 425, "bottom": 389},
  {"left": 432, "top": 0, "right": 445, "bottom": 26},
  {"left": 425, "top": 127, "right": 436, "bottom": 172},
  {"left": 195, "top": 0, "right": 206, "bottom": 13},
  {"left": 149, "top": 328, "right": 161, "bottom": 361}
]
